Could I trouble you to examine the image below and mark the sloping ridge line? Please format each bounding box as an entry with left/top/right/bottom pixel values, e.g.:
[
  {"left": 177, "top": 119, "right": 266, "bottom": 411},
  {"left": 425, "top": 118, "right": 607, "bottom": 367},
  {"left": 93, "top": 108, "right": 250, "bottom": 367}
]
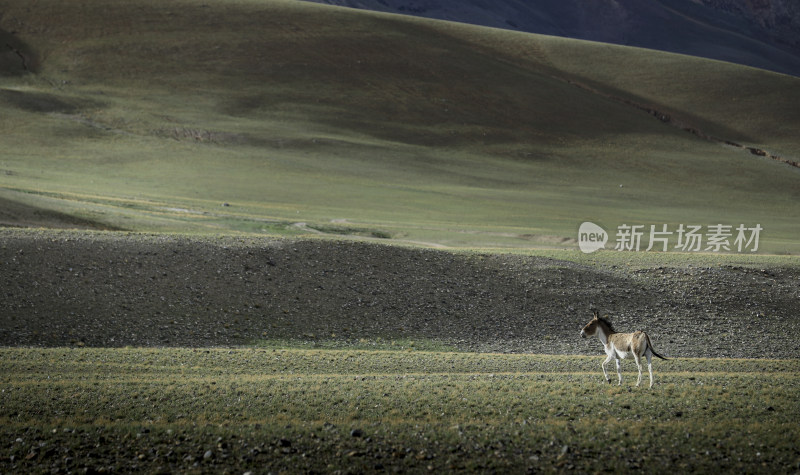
[{"left": 562, "top": 77, "right": 799, "bottom": 168}]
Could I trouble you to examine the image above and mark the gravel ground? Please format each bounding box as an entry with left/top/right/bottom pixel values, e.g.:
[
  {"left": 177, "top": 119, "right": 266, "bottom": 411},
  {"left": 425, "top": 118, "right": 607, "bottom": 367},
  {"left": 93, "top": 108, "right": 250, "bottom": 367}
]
[{"left": 1, "top": 230, "right": 799, "bottom": 358}]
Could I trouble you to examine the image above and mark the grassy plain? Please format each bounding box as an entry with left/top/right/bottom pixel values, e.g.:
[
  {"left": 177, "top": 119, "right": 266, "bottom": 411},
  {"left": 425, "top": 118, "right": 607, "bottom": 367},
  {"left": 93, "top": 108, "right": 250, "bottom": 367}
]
[
  {"left": 2, "top": 2, "right": 798, "bottom": 472},
  {"left": 1, "top": 347, "right": 799, "bottom": 473},
  {"left": 1, "top": 0, "right": 799, "bottom": 252}
]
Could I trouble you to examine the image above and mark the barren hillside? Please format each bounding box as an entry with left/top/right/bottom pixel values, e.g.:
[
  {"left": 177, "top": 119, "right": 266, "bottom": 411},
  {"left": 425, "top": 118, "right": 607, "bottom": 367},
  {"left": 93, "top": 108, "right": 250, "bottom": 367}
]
[{"left": 2, "top": 230, "right": 798, "bottom": 357}]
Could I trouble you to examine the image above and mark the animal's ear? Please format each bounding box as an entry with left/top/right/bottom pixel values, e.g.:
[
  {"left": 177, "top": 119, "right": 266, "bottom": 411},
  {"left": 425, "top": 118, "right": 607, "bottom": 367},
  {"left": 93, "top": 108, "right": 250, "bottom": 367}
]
[{"left": 593, "top": 310, "right": 599, "bottom": 319}]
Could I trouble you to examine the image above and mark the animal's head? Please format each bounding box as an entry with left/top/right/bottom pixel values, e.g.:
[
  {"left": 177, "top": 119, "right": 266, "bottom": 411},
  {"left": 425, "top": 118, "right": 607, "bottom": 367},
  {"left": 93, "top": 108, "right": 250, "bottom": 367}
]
[{"left": 580, "top": 310, "right": 601, "bottom": 338}]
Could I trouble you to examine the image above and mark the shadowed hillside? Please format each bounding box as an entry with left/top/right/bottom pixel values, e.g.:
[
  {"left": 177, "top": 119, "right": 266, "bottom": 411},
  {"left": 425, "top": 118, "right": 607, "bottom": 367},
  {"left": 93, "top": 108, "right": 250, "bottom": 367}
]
[
  {"left": 0, "top": 196, "right": 119, "bottom": 230},
  {"left": 305, "top": 0, "right": 800, "bottom": 77},
  {"left": 0, "top": 27, "right": 38, "bottom": 75}
]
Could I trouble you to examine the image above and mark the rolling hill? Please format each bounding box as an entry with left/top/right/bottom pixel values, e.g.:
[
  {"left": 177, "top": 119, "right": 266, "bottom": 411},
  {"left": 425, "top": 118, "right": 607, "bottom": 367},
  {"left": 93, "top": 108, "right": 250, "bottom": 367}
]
[
  {"left": 1, "top": 0, "right": 799, "bottom": 252},
  {"left": 304, "top": 0, "right": 800, "bottom": 77}
]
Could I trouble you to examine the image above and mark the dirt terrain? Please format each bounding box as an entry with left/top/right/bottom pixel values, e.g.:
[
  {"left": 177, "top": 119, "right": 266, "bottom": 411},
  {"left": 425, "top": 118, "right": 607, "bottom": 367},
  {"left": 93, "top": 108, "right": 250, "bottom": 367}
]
[{"left": 1, "top": 229, "right": 799, "bottom": 358}]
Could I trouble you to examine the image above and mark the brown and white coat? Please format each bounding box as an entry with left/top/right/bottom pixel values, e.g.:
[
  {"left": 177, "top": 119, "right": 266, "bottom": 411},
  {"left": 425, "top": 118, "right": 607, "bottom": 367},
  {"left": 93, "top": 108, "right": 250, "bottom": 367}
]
[{"left": 581, "top": 311, "right": 667, "bottom": 388}]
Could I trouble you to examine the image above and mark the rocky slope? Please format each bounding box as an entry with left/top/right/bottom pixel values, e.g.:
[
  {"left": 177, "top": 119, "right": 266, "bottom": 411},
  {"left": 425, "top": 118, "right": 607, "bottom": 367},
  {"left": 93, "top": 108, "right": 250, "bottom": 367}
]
[{"left": 1, "top": 230, "right": 798, "bottom": 358}]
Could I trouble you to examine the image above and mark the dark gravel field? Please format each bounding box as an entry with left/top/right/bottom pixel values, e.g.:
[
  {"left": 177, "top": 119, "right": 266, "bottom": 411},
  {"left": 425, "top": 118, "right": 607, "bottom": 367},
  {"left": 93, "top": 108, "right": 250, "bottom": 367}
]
[{"left": 1, "top": 229, "right": 799, "bottom": 358}]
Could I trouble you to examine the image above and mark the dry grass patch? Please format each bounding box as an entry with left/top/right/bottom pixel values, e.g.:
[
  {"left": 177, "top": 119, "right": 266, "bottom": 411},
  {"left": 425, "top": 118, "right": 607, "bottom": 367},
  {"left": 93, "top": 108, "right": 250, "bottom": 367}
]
[{"left": 2, "top": 348, "right": 798, "bottom": 472}]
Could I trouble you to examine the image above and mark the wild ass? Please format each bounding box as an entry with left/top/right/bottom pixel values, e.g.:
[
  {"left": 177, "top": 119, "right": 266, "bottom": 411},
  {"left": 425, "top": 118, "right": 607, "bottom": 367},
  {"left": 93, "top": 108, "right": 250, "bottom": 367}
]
[{"left": 580, "top": 310, "right": 667, "bottom": 388}]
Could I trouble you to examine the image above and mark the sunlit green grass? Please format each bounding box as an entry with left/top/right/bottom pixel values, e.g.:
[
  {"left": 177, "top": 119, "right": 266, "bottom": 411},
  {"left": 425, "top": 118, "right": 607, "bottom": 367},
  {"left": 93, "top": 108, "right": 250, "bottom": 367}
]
[
  {"left": 1, "top": 0, "right": 799, "bottom": 253},
  {"left": 2, "top": 347, "right": 798, "bottom": 472}
]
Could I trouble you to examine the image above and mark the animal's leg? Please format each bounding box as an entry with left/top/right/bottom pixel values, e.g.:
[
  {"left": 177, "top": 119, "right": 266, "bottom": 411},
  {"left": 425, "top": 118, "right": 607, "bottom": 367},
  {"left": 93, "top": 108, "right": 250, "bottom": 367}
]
[
  {"left": 615, "top": 358, "right": 622, "bottom": 385},
  {"left": 634, "top": 353, "right": 643, "bottom": 387},
  {"left": 646, "top": 351, "right": 654, "bottom": 388},
  {"left": 602, "top": 354, "right": 614, "bottom": 384}
]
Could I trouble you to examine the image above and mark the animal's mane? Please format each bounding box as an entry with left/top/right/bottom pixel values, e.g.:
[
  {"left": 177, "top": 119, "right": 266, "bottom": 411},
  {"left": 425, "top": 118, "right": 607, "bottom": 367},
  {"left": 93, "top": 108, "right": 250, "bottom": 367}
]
[{"left": 596, "top": 316, "right": 616, "bottom": 333}]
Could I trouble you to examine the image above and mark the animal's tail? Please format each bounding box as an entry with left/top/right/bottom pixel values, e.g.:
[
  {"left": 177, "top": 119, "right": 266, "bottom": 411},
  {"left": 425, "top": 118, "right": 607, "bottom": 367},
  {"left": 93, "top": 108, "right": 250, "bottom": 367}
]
[{"left": 645, "top": 333, "right": 668, "bottom": 360}]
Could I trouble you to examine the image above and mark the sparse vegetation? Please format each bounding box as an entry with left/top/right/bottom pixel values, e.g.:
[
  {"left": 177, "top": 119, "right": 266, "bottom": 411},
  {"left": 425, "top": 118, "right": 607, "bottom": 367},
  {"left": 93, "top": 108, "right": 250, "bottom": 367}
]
[
  {"left": 1, "top": 229, "right": 797, "bottom": 470},
  {"left": 303, "top": 223, "right": 393, "bottom": 239},
  {"left": 2, "top": 347, "right": 798, "bottom": 473},
  {"left": 3, "top": 229, "right": 798, "bottom": 356},
  {"left": 1, "top": 0, "right": 799, "bottom": 472}
]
